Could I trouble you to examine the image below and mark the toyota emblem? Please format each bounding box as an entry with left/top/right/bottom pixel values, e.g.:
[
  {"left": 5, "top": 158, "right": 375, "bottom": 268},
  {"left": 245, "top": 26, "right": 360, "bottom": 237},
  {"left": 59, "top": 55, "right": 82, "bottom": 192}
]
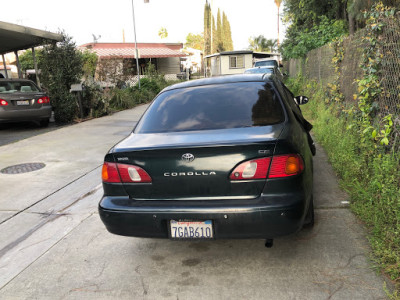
[{"left": 181, "top": 153, "right": 195, "bottom": 162}]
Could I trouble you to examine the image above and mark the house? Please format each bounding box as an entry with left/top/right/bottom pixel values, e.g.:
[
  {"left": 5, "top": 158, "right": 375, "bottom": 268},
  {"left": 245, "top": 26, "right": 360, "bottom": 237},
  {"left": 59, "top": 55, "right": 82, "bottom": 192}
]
[
  {"left": 79, "top": 42, "right": 187, "bottom": 85},
  {"left": 204, "top": 50, "right": 279, "bottom": 77},
  {"left": 181, "top": 47, "right": 203, "bottom": 74},
  {"left": 0, "top": 65, "right": 15, "bottom": 78}
]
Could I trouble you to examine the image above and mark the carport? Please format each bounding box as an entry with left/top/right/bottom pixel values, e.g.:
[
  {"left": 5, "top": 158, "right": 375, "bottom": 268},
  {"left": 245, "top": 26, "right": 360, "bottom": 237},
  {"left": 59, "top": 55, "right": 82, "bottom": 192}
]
[{"left": 0, "top": 21, "right": 63, "bottom": 87}]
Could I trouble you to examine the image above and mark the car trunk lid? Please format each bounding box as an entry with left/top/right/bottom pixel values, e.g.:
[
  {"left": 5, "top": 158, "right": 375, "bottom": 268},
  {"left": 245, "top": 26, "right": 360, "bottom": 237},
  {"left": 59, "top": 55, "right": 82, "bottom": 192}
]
[{"left": 111, "top": 125, "right": 283, "bottom": 200}]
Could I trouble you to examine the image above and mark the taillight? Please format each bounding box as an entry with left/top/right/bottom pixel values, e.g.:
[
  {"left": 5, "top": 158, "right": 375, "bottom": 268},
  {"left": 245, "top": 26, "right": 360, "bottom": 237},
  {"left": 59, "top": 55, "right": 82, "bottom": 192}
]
[
  {"left": 102, "top": 162, "right": 120, "bottom": 183},
  {"left": 268, "top": 154, "right": 304, "bottom": 178},
  {"left": 230, "top": 158, "right": 271, "bottom": 180},
  {"left": 37, "top": 96, "right": 50, "bottom": 104},
  {"left": 229, "top": 154, "right": 304, "bottom": 181},
  {"left": 117, "top": 164, "right": 152, "bottom": 183},
  {"left": 102, "top": 162, "right": 152, "bottom": 183},
  {"left": 0, "top": 99, "right": 8, "bottom": 106}
]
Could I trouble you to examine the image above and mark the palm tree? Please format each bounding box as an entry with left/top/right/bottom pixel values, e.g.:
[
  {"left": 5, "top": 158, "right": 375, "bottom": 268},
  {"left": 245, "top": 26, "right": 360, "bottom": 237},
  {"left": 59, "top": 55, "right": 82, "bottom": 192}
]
[
  {"left": 158, "top": 27, "right": 168, "bottom": 39},
  {"left": 274, "top": 0, "right": 282, "bottom": 47},
  {"left": 248, "top": 35, "right": 277, "bottom": 52}
]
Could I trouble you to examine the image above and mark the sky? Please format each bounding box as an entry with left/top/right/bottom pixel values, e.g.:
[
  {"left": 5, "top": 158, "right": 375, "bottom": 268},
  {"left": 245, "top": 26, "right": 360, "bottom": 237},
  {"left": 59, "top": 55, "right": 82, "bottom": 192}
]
[{"left": 1, "top": 0, "right": 286, "bottom": 50}]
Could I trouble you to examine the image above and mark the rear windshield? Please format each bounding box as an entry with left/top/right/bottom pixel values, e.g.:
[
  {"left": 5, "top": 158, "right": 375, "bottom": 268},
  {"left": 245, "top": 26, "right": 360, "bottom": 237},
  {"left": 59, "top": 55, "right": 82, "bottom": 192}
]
[
  {"left": 244, "top": 68, "right": 274, "bottom": 74},
  {"left": 135, "top": 82, "right": 284, "bottom": 133},
  {"left": 0, "top": 81, "right": 40, "bottom": 93},
  {"left": 254, "top": 60, "right": 277, "bottom": 68}
]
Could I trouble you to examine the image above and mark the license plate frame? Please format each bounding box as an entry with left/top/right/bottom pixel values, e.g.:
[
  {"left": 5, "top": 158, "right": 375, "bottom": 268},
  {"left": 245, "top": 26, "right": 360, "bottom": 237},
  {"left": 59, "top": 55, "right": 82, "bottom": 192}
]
[
  {"left": 169, "top": 220, "right": 214, "bottom": 239},
  {"left": 16, "top": 100, "right": 30, "bottom": 106}
]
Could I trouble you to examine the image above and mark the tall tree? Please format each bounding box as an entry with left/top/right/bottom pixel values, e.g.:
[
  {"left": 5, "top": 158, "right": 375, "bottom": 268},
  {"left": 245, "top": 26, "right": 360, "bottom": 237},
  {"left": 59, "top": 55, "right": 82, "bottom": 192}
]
[
  {"left": 222, "top": 12, "right": 233, "bottom": 51},
  {"left": 274, "top": 0, "right": 283, "bottom": 47},
  {"left": 216, "top": 8, "right": 223, "bottom": 52},
  {"left": 212, "top": 15, "right": 217, "bottom": 53},
  {"left": 203, "top": 2, "right": 234, "bottom": 54},
  {"left": 158, "top": 27, "right": 168, "bottom": 39},
  {"left": 204, "top": 1, "right": 212, "bottom": 55},
  {"left": 185, "top": 33, "right": 204, "bottom": 50},
  {"left": 248, "top": 35, "right": 277, "bottom": 52}
]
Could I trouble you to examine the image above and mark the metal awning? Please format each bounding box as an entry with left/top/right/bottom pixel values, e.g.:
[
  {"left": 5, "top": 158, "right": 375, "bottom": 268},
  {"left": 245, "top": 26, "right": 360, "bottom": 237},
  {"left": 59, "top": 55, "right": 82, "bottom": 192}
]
[{"left": 0, "top": 21, "right": 63, "bottom": 55}]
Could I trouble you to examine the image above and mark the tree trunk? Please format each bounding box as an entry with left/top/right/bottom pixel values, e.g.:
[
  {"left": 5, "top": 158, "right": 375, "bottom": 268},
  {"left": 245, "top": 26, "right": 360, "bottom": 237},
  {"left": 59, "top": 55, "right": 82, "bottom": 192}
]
[{"left": 349, "top": 13, "right": 355, "bottom": 36}]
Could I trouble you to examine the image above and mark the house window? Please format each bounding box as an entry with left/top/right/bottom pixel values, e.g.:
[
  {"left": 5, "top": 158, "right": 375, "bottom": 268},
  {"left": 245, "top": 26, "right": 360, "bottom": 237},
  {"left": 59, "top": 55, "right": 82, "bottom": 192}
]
[{"left": 229, "top": 55, "right": 244, "bottom": 69}]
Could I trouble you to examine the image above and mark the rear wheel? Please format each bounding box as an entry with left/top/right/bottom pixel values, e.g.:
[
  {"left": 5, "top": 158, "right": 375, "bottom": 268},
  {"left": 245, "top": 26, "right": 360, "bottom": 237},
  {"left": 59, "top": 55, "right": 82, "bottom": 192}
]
[{"left": 303, "top": 196, "right": 314, "bottom": 228}]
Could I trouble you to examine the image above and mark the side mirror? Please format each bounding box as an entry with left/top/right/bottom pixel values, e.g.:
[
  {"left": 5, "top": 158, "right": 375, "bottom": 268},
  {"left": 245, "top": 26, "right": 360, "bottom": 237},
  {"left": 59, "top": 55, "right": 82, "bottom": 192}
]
[{"left": 294, "top": 96, "right": 309, "bottom": 105}]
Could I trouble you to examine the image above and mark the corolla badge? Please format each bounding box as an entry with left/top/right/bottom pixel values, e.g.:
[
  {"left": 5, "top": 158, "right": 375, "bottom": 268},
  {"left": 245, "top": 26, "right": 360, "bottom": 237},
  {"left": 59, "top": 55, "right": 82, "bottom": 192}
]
[{"left": 181, "top": 153, "right": 195, "bottom": 162}]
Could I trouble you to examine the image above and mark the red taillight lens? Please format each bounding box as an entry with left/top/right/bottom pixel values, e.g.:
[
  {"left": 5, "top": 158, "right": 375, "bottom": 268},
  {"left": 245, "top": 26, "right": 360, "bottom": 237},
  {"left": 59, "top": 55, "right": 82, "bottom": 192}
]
[
  {"left": 102, "top": 162, "right": 121, "bottom": 183},
  {"left": 230, "top": 158, "right": 271, "bottom": 180},
  {"left": 101, "top": 162, "right": 152, "bottom": 183},
  {"left": 268, "top": 154, "right": 304, "bottom": 178},
  {"left": 38, "top": 96, "right": 50, "bottom": 104},
  {"left": 0, "top": 99, "right": 8, "bottom": 106},
  {"left": 117, "top": 164, "right": 152, "bottom": 183}
]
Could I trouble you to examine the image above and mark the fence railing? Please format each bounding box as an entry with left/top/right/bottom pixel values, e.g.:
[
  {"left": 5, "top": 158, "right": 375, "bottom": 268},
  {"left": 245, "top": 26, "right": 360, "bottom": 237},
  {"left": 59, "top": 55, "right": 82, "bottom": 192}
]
[{"left": 285, "top": 17, "right": 400, "bottom": 118}]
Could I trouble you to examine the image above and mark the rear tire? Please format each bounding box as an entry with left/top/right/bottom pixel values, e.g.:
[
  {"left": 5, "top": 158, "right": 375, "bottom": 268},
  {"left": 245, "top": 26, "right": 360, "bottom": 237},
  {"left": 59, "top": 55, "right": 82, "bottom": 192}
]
[
  {"left": 39, "top": 119, "right": 49, "bottom": 127},
  {"left": 303, "top": 196, "right": 314, "bottom": 228}
]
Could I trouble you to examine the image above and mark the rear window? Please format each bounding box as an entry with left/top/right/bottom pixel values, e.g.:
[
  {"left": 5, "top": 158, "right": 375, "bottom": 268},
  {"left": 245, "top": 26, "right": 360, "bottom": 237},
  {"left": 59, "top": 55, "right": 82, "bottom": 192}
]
[
  {"left": 254, "top": 60, "right": 277, "bottom": 68},
  {"left": 135, "top": 82, "right": 284, "bottom": 133},
  {"left": 244, "top": 68, "right": 274, "bottom": 74},
  {"left": 0, "top": 81, "right": 40, "bottom": 93}
]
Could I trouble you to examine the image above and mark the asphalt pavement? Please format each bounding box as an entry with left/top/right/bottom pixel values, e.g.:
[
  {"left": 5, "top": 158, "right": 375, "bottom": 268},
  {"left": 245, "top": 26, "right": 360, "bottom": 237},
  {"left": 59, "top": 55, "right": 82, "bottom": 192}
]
[{"left": 0, "top": 104, "right": 392, "bottom": 299}]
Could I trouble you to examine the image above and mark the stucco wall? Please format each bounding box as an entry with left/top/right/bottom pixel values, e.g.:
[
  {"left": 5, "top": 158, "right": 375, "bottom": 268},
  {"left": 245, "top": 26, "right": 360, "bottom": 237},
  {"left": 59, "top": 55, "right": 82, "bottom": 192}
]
[{"left": 220, "top": 54, "right": 253, "bottom": 75}]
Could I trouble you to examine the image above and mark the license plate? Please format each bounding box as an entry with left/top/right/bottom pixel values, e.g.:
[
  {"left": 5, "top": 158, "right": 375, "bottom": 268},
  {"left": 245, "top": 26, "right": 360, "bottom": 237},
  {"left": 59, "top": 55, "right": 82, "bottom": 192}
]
[
  {"left": 16, "top": 100, "right": 29, "bottom": 106},
  {"left": 170, "top": 220, "right": 213, "bottom": 239}
]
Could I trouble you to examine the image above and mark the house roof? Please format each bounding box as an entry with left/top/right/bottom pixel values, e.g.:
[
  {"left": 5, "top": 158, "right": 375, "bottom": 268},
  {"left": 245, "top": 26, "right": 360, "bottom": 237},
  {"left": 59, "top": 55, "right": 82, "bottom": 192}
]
[
  {"left": 204, "top": 50, "right": 279, "bottom": 59},
  {"left": 79, "top": 43, "right": 186, "bottom": 59},
  {"left": 0, "top": 21, "right": 63, "bottom": 55}
]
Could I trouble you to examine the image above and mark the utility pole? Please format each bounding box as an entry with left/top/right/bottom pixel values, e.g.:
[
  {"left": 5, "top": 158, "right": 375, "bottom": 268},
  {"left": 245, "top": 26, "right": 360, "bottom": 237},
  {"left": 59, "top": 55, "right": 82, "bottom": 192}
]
[{"left": 131, "top": 0, "right": 141, "bottom": 89}]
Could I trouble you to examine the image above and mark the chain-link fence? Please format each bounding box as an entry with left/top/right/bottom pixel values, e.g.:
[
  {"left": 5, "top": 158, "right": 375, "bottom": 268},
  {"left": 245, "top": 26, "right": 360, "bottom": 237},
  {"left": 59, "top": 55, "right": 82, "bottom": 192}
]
[{"left": 285, "top": 15, "right": 400, "bottom": 119}]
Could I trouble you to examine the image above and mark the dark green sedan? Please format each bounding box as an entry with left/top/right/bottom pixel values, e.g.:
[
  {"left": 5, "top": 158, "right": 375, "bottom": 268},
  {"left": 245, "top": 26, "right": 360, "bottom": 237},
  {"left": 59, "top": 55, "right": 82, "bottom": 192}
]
[{"left": 99, "top": 74, "right": 314, "bottom": 246}]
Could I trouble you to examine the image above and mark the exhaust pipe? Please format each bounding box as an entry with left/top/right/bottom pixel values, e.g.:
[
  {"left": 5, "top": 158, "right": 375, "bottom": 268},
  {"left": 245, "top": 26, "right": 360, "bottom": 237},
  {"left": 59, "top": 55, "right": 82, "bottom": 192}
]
[{"left": 265, "top": 239, "right": 274, "bottom": 248}]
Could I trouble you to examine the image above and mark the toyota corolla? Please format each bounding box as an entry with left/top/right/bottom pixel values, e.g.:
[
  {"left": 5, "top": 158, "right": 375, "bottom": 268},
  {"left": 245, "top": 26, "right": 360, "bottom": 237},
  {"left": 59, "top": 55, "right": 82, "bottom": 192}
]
[{"left": 99, "top": 74, "right": 314, "bottom": 246}]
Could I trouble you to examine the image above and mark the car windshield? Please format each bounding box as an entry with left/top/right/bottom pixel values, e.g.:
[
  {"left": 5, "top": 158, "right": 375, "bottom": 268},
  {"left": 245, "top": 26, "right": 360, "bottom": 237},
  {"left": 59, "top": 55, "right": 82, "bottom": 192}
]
[
  {"left": 244, "top": 68, "right": 274, "bottom": 74},
  {"left": 254, "top": 60, "right": 277, "bottom": 68},
  {"left": 0, "top": 81, "right": 40, "bottom": 93},
  {"left": 135, "top": 82, "right": 284, "bottom": 133}
]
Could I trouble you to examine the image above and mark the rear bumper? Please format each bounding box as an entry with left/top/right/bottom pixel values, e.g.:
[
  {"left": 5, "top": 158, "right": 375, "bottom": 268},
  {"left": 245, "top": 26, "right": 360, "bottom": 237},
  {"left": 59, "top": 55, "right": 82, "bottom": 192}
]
[
  {"left": 0, "top": 106, "right": 52, "bottom": 122},
  {"left": 98, "top": 194, "right": 310, "bottom": 239}
]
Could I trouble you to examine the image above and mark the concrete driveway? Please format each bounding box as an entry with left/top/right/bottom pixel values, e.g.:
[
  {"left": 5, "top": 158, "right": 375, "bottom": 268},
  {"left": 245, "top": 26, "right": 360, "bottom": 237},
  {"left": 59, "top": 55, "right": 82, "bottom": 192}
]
[{"left": 0, "top": 104, "right": 391, "bottom": 299}]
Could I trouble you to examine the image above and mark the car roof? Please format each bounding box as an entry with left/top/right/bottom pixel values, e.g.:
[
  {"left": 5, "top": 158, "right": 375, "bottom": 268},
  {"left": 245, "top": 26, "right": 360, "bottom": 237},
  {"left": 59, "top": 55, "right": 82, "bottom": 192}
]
[{"left": 162, "top": 74, "right": 275, "bottom": 92}]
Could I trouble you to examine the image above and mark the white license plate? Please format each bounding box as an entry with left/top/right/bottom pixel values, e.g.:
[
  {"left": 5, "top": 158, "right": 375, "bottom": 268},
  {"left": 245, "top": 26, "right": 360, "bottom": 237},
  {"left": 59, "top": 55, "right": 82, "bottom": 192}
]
[
  {"left": 16, "top": 100, "right": 30, "bottom": 106},
  {"left": 170, "top": 220, "right": 213, "bottom": 239}
]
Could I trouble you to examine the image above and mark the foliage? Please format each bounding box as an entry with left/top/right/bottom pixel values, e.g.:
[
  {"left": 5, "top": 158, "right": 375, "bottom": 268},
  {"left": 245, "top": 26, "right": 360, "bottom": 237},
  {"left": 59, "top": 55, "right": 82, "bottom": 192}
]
[
  {"left": 158, "top": 27, "right": 168, "bottom": 39},
  {"left": 18, "top": 49, "right": 43, "bottom": 72},
  {"left": 354, "top": 2, "right": 396, "bottom": 149},
  {"left": 248, "top": 35, "right": 277, "bottom": 52},
  {"left": 204, "top": 2, "right": 212, "bottom": 55},
  {"left": 222, "top": 12, "right": 233, "bottom": 51},
  {"left": 281, "top": 16, "right": 347, "bottom": 59},
  {"left": 287, "top": 75, "right": 400, "bottom": 292},
  {"left": 281, "top": 0, "right": 400, "bottom": 57},
  {"left": 81, "top": 50, "right": 98, "bottom": 79},
  {"left": 185, "top": 33, "right": 204, "bottom": 50},
  {"left": 203, "top": 1, "right": 233, "bottom": 55},
  {"left": 39, "top": 33, "right": 83, "bottom": 124}
]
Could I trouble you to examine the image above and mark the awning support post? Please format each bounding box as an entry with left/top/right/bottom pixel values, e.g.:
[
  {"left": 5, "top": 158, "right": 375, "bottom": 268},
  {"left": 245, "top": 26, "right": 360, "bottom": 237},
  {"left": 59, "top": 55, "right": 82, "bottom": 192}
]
[
  {"left": 32, "top": 47, "right": 41, "bottom": 88},
  {"left": 2, "top": 54, "right": 8, "bottom": 78},
  {"left": 14, "top": 51, "right": 22, "bottom": 79}
]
